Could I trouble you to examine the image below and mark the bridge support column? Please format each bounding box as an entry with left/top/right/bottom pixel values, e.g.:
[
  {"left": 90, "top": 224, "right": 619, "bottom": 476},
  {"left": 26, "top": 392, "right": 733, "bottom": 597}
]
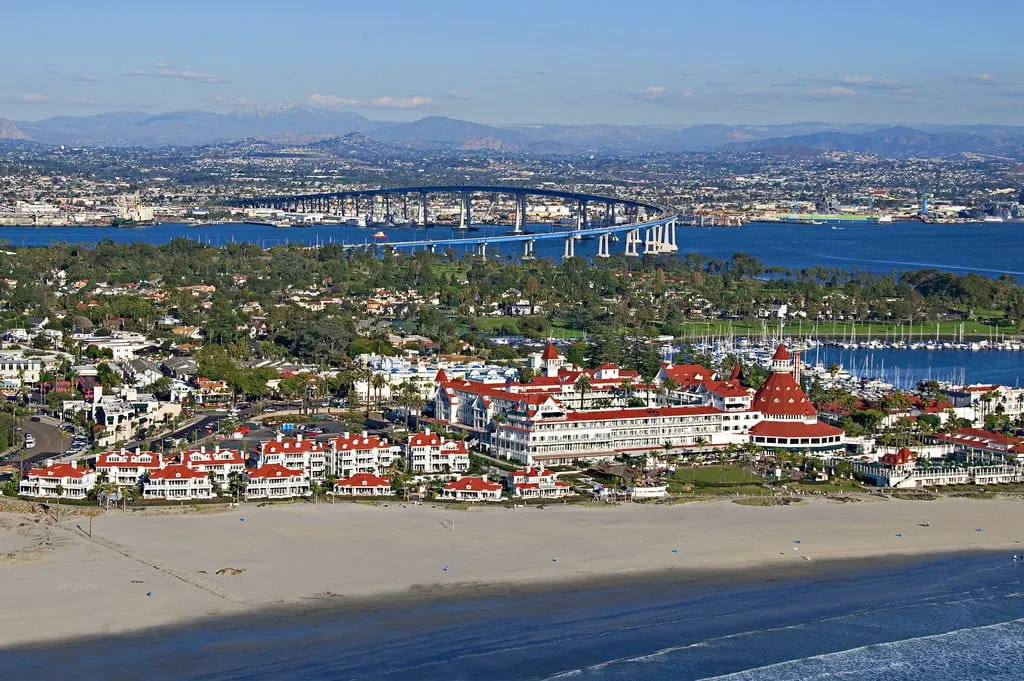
[
  {"left": 596, "top": 233, "right": 611, "bottom": 258},
  {"left": 477, "top": 242, "right": 487, "bottom": 261},
  {"left": 577, "top": 199, "right": 587, "bottom": 231},
  {"left": 523, "top": 239, "right": 535, "bottom": 260},
  {"left": 606, "top": 202, "right": 613, "bottom": 226},
  {"left": 624, "top": 229, "right": 640, "bottom": 257},
  {"left": 420, "top": 193, "right": 429, "bottom": 226},
  {"left": 427, "top": 243, "right": 436, "bottom": 254},
  {"left": 459, "top": 192, "right": 472, "bottom": 230},
  {"left": 563, "top": 235, "right": 575, "bottom": 261},
  {"left": 512, "top": 194, "right": 526, "bottom": 233}
]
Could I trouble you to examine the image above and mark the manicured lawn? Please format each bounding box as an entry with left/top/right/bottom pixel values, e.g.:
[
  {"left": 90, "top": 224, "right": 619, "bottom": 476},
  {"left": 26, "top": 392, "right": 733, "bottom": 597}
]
[{"left": 672, "top": 465, "right": 760, "bottom": 485}]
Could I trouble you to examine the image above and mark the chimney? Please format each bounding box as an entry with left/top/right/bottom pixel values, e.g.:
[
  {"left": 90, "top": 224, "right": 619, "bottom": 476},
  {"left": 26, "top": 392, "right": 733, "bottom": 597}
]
[
  {"left": 794, "top": 352, "right": 802, "bottom": 385},
  {"left": 424, "top": 427, "right": 431, "bottom": 436},
  {"left": 70, "top": 460, "right": 77, "bottom": 469},
  {"left": 276, "top": 433, "right": 283, "bottom": 442},
  {"left": 45, "top": 458, "right": 54, "bottom": 468},
  {"left": 361, "top": 430, "right": 368, "bottom": 438},
  {"left": 344, "top": 431, "right": 350, "bottom": 439},
  {"left": 296, "top": 433, "right": 303, "bottom": 442},
  {"left": 201, "top": 445, "right": 206, "bottom": 454},
  {"left": 135, "top": 447, "right": 140, "bottom": 456}
]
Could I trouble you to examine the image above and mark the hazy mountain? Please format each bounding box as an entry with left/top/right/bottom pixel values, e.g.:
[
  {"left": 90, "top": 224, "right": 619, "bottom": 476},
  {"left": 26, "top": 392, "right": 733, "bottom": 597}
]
[
  {"left": 15, "top": 106, "right": 377, "bottom": 146},
  {"left": 0, "top": 118, "right": 30, "bottom": 140},
  {"left": 7, "top": 108, "right": 1024, "bottom": 158},
  {"left": 732, "top": 125, "right": 1024, "bottom": 159}
]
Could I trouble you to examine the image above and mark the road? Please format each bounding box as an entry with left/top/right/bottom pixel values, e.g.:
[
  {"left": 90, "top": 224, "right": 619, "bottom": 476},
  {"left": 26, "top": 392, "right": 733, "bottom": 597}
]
[{"left": 7, "top": 417, "right": 67, "bottom": 470}]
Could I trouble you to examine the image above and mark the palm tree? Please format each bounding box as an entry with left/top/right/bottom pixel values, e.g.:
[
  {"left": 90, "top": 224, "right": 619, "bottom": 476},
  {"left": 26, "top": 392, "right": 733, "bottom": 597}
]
[
  {"left": 619, "top": 377, "right": 634, "bottom": 403},
  {"left": 575, "top": 373, "right": 592, "bottom": 410},
  {"left": 370, "top": 373, "right": 388, "bottom": 409}
]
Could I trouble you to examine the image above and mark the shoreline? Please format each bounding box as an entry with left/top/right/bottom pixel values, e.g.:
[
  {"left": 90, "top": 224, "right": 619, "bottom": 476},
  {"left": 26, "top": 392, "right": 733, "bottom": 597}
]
[{"left": 3, "top": 496, "right": 1024, "bottom": 649}]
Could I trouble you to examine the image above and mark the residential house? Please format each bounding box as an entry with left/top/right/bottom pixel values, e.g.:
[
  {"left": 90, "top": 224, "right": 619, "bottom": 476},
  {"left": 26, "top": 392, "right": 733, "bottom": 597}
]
[
  {"left": 439, "top": 476, "right": 502, "bottom": 502},
  {"left": 144, "top": 464, "right": 214, "bottom": 500},
  {"left": 19, "top": 460, "right": 97, "bottom": 499},
  {"left": 331, "top": 472, "right": 392, "bottom": 497},
  {"left": 180, "top": 446, "right": 247, "bottom": 488},
  {"left": 405, "top": 429, "right": 470, "bottom": 474},
  {"left": 96, "top": 448, "right": 164, "bottom": 487},
  {"left": 327, "top": 432, "right": 403, "bottom": 478},
  {"left": 506, "top": 467, "right": 574, "bottom": 498},
  {"left": 258, "top": 435, "right": 327, "bottom": 481}
]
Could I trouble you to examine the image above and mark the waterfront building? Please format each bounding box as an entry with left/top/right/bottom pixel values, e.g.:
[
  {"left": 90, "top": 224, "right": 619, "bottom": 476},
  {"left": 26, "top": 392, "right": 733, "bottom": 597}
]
[
  {"left": 19, "top": 461, "right": 96, "bottom": 499},
  {"left": 96, "top": 448, "right": 164, "bottom": 487},
  {"left": 331, "top": 472, "right": 393, "bottom": 497},
  {"left": 506, "top": 468, "right": 574, "bottom": 498},
  {"left": 143, "top": 464, "right": 214, "bottom": 500},
  {"left": 849, "top": 447, "right": 1022, "bottom": 488},
  {"left": 258, "top": 435, "right": 327, "bottom": 481},
  {"left": 439, "top": 476, "right": 503, "bottom": 502},
  {"left": 326, "top": 432, "right": 403, "bottom": 478},
  {"left": 245, "top": 464, "right": 310, "bottom": 500},
  {"left": 405, "top": 429, "right": 470, "bottom": 474},
  {"left": 179, "top": 447, "right": 247, "bottom": 488},
  {"left": 928, "top": 428, "right": 1024, "bottom": 461},
  {"left": 746, "top": 345, "right": 844, "bottom": 453}
]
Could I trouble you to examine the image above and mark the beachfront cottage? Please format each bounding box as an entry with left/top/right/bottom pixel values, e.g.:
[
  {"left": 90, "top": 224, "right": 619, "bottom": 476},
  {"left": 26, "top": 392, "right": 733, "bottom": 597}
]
[
  {"left": 96, "top": 448, "right": 164, "bottom": 487},
  {"left": 331, "top": 472, "right": 393, "bottom": 497},
  {"left": 143, "top": 464, "right": 214, "bottom": 500},
  {"left": 19, "top": 460, "right": 96, "bottom": 499},
  {"left": 327, "top": 432, "right": 403, "bottom": 478},
  {"left": 258, "top": 434, "right": 327, "bottom": 481},
  {"left": 245, "top": 464, "right": 311, "bottom": 500},
  {"left": 506, "top": 467, "right": 574, "bottom": 498},
  {"left": 439, "top": 476, "right": 503, "bottom": 502},
  {"left": 180, "top": 446, "right": 246, "bottom": 488},
  {"left": 405, "top": 429, "right": 470, "bottom": 474}
]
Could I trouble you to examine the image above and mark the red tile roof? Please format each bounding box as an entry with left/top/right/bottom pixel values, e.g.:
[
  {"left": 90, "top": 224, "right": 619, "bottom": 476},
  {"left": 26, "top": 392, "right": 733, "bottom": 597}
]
[
  {"left": 772, "top": 344, "right": 791, "bottom": 361},
  {"left": 181, "top": 448, "right": 245, "bottom": 465},
  {"left": 443, "top": 477, "right": 501, "bottom": 492},
  {"left": 96, "top": 450, "right": 162, "bottom": 468},
  {"left": 880, "top": 448, "right": 916, "bottom": 466},
  {"left": 336, "top": 473, "right": 391, "bottom": 488},
  {"left": 261, "top": 438, "right": 324, "bottom": 454},
  {"left": 435, "top": 369, "right": 449, "bottom": 383},
  {"left": 329, "top": 434, "right": 392, "bottom": 451},
  {"left": 749, "top": 420, "right": 843, "bottom": 438},
  {"left": 149, "top": 464, "right": 209, "bottom": 480},
  {"left": 27, "top": 463, "right": 90, "bottom": 479},
  {"left": 561, "top": 405, "right": 722, "bottom": 422},
  {"left": 753, "top": 372, "right": 817, "bottom": 417},
  {"left": 247, "top": 464, "right": 304, "bottom": 479},
  {"left": 661, "top": 363, "right": 715, "bottom": 387},
  {"left": 541, "top": 342, "right": 560, "bottom": 360}
]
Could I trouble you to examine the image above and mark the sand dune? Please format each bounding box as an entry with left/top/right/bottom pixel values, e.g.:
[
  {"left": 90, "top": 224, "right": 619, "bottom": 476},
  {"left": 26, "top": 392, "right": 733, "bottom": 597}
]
[{"left": 3, "top": 496, "right": 1024, "bottom": 647}]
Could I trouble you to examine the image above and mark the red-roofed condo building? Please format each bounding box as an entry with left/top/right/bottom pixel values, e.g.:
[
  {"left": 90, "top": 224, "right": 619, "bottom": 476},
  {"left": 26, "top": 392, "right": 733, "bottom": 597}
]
[
  {"left": 180, "top": 446, "right": 246, "bottom": 489},
  {"left": 327, "top": 432, "right": 403, "bottom": 478},
  {"left": 331, "top": 472, "right": 392, "bottom": 497},
  {"left": 439, "top": 476, "right": 502, "bottom": 502},
  {"left": 258, "top": 434, "right": 327, "bottom": 481},
  {"left": 506, "top": 468, "right": 574, "bottom": 498},
  {"left": 96, "top": 448, "right": 163, "bottom": 487},
  {"left": 245, "top": 464, "right": 311, "bottom": 500},
  {"left": 143, "top": 464, "right": 214, "bottom": 500},
  {"left": 19, "top": 460, "right": 97, "bottom": 499},
  {"left": 405, "top": 429, "right": 470, "bottom": 474}
]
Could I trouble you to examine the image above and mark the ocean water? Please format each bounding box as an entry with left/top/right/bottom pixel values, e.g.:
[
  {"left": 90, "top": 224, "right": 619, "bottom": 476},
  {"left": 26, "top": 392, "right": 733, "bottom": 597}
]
[{"left": 5, "top": 553, "right": 1024, "bottom": 681}]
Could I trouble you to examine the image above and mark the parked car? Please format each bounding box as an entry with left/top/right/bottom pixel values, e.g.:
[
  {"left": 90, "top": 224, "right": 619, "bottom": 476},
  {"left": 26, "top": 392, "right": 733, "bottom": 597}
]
[{"left": 24, "top": 434, "right": 35, "bottom": 449}]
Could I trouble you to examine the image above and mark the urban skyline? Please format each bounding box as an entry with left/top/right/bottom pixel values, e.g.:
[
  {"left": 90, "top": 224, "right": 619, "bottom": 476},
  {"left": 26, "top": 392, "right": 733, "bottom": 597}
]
[{"left": 3, "top": 0, "right": 1022, "bottom": 126}]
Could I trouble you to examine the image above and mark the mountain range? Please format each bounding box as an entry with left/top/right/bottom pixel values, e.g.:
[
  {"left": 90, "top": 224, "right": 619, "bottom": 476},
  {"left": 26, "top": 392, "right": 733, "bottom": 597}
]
[{"left": 2, "top": 106, "right": 1024, "bottom": 159}]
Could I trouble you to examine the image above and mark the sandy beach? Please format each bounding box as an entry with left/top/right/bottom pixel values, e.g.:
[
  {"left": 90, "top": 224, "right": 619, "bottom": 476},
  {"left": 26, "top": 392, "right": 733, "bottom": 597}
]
[{"left": 3, "top": 496, "right": 1024, "bottom": 648}]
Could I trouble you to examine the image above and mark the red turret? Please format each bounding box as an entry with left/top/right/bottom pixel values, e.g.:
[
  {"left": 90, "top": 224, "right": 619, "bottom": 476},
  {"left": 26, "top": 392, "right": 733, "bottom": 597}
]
[{"left": 541, "top": 342, "right": 559, "bottom": 361}]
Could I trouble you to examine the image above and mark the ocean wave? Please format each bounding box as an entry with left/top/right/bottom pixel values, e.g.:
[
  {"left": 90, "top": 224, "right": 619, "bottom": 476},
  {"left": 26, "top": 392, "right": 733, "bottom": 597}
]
[{"left": 692, "top": 617, "right": 1024, "bottom": 681}]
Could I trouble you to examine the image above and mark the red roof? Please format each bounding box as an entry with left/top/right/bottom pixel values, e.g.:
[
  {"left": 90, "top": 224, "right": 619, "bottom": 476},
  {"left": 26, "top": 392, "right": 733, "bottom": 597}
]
[
  {"left": 511, "top": 467, "right": 557, "bottom": 478},
  {"left": 181, "top": 448, "right": 245, "bottom": 465},
  {"left": 247, "top": 464, "right": 304, "bottom": 479},
  {"left": 880, "top": 448, "right": 916, "bottom": 466},
  {"left": 514, "top": 481, "right": 570, "bottom": 489},
  {"left": 336, "top": 473, "right": 391, "bottom": 488},
  {"left": 661, "top": 363, "right": 715, "bottom": 387},
  {"left": 749, "top": 420, "right": 843, "bottom": 438},
  {"left": 443, "top": 477, "right": 501, "bottom": 492},
  {"left": 261, "top": 438, "right": 324, "bottom": 454},
  {"left": 541, "top": 342, "right": 560, "bottom": 361},
  {"left": 729, "top": 363, "right": 742, "bottom": 381},
  {"left": 28, "top": 462, "right": 90, "bottom": 479},
  {"left": 753, "top": 372, "right": 817, "bottom": 417},
  {"left": 706, "top": 379, "right": 750, "bottom": 397},
  {"left": 406, "top": 433, "right": 468, "bottom": 454},
  {"left": 330, "top": 434, "right": 392, "bottom": 451},
  {"left": 96, "top": 450, "right": 162, "bottom": 468},
  {"left": 434, "top": 369, "right": 449, "bottom": 383},
  {"left": 149, "top": 464, "right": 209, "bottom": 480},
  {"left": 772, "top": 344, "right": 791, "bottom": 361}
]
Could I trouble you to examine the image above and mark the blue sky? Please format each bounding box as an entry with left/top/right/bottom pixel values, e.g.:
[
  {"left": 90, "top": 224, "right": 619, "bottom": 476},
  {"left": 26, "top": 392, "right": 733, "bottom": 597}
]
[{"left": 2, "top": 0, "right": 1021, "bottom": 125}]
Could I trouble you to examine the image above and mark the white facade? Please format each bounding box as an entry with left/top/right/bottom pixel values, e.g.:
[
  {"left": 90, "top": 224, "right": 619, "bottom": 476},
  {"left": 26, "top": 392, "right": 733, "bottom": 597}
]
[
  {"left": 181, "top": 447, "right": 246, "bottom": 488},
  {"left": 328, "top": 432, "right": 403, "bottom": 478},
  {"left": 439, "top": 476, "right": 503, "bottom": 501},
  {"left": 405, "top": 429, "right": 470, "bottom": 474},
  {"left": 19, "top": 461, "right": 96, "bottom": 498},
  {"left": 0, "top": 353, "right": 42, "bottom": 388},
  {"left": 245, "top": 465, "right": 311, "bottom": 499},
  {"left": 259, "top": 435, "right": 327, "bottom": 481},
  {"left": 143, "top": 465, "right": 214, "bottom": 500}
]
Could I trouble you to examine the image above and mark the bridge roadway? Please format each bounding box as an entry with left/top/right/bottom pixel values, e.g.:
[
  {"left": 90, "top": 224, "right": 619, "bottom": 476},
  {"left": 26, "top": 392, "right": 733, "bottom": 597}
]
[
  {"left": 232, "top": 185, "right": 664, "bottom": 214},
  {"left": 369, "top": 215, "right": 676, "bottom": 250}
]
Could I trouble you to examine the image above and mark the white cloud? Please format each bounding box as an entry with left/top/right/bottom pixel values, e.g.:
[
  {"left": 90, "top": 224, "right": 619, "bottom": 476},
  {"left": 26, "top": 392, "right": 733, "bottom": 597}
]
[
  {"left": 969, "top": 72, "right": 996, "bottom": 83},
  {"left": 633, "top": 85, "right": 668, "bottom": 99},
  {"left": 65, "top": 74, "right": 102, "bottom": 83},
  {"left": 151, "top": 60, "right": 173, "bottom": 69},
  {"left": 443, "top": 89, "right": 471, "bottom": 100},
  {"left": 807, "top": 86, "right": 856, "bottom": 97},
  {"left": 369, "top": 95, "right": 436, "bottom": 109},
  {"left": 124, "top": 67, "right": 228, "bottom": 84},
  {"left": 309, "top": 93, "right": 437, "bottom": 109},
  {"left": 21, "top": 93, "right": 52, "bottom": 103}
]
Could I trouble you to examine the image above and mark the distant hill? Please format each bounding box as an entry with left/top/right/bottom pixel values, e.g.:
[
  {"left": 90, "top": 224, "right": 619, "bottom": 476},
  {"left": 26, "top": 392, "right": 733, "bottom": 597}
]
[
  {"left": 0, "top": 118, "right": 30, "bottom": 140},
  {"left": 7, "top": 108, "right": 1024, "bottom": 158},
  {"left": 731, "top": 125, "right": 1024, "bottom": 159}
]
